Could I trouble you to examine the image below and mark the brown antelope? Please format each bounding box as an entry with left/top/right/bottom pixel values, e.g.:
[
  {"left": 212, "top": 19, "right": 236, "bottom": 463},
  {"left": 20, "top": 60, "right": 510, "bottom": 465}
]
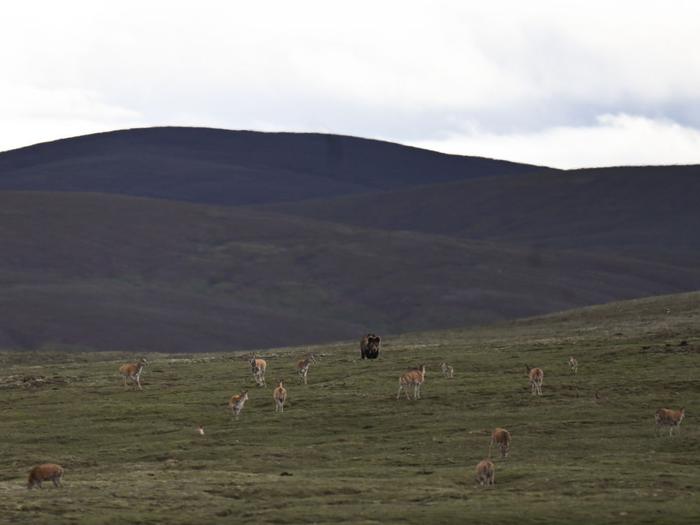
[
  {"left": 250, "top": 356, "right": 267, "bottom": 387},
  {"left": 655, "top": 407, "right": 685, "bottom": 436},
  {"left": 397, "top": 364, "right": 426, "bottom": 400},
  {"left": 489, "top": 428, "right": 511, "bottom": 458},
  {"left": 229, "top": 391, "right": 249, "bottom": 418},
  {"left": 273, "top": 380, "right": 288, "bottom": 412},
  {"left": 475, "top": 459, "right": 495, "bottom": 486},
  {"left": 27, "top": 463, "right": 64, "bottom": 489},
  {"left": 568, "top": 356, "right": 578, "bottom": 375},
  {"left": 296, "top": 354, "right": 316, "bottom": 385},
  {"left": 196, "top": 425, "right": 205, "bottom": 436},
  {"left": 440, "top": 362, "right": 454, "bottom": 378},
  {"left": 119, "top": 357, "right": 148, "bottom": 390},
  {"left": 525, "top": 365, "right": 543, "bottom": 395}
]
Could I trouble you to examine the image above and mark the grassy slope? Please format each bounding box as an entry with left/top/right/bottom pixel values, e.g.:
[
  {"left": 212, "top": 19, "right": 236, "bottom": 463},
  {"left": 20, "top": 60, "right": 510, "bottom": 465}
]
[
  {"left": 267, "top": 166, "right": 700, "bottom": 265},
  {"left": 5, "top": 191, "right": 699, "bottom": 351},
  {"left": 0, "top": 292, "right": 698, "bottom": 524}
]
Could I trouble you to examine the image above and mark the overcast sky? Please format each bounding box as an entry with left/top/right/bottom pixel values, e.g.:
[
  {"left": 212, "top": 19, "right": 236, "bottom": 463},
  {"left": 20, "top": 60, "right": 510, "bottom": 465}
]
[{"left": 2, "top": 0, "right": 699, "bottom": 168}]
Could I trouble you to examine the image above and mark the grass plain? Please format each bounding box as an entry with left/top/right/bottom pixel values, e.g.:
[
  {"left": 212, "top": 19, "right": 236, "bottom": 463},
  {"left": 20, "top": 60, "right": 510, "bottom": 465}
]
[{"left": 0, "top": 291, "right": 698, "bottom": 524}]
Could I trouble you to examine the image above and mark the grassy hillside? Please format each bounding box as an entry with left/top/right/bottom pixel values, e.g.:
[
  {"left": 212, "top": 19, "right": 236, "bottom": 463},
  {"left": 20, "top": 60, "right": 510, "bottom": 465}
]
[
  {"left": 268, "top": 165, "right": 700, "bottom": 265},
  {"left": 0, "top": 292, "right": 698, "bottom": 524},
  {"left": 3, "top": 191, "right": 700, "bottom": 352},
  {"left": 0, "top": 127, "right": 548, "bottom": 205}
]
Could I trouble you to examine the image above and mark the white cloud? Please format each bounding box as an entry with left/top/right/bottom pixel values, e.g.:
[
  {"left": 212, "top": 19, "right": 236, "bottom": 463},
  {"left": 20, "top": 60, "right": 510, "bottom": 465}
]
[
  {"left": 408, "top": 114, "right": 700, "bottom": 169},
  {"left": 1, "top": 1, "right": 700, "bottom": 166}
]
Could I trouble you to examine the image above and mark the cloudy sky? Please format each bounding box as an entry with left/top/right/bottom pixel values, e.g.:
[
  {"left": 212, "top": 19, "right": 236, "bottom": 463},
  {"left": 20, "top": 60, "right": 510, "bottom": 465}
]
[{"left": 2, "top": 0, "right": 699, "bottom": 168}]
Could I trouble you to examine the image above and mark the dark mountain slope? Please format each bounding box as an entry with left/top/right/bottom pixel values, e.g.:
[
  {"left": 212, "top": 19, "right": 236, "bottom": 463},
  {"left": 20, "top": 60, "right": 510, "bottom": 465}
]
[
  {"left": 3, "top": 191, "right": 698, "bottom": 352},
  {"left": 268, "top": 165, "right": 700, "bottom": 265},
  {"left": 0, "top": 127, "right": 551, "bottom": 205}
]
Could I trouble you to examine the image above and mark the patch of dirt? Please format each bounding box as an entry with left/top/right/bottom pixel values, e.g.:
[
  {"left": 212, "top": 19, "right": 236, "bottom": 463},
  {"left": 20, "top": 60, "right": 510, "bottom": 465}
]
[{"left": 0, "top": 374, "right": 75, "bottom": 389}]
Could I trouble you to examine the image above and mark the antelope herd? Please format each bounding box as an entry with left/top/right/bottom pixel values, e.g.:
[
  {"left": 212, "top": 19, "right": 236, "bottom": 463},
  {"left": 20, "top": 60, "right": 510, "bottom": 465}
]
[{"left": 23, "top": 333, "right": 689, "bottom": 492}]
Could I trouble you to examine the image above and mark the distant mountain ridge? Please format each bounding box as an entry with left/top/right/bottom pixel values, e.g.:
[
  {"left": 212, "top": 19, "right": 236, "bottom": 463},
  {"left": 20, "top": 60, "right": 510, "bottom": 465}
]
[{"left": 0, "top": 127, "right": 551, "bottom": 206}]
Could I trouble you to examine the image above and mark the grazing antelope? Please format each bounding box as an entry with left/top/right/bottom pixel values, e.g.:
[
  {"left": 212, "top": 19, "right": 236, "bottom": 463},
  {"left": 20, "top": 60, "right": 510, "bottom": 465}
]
[
  {"left": 27, "top": 463, "right": 64, "bottom": 489},
  {"left": 475, "top": 459, "right": 495, "bottom": 487},
  {"left": 655, "top": 407, "right": 685, "bottom": 436},
  {"left": 360, "top": 333, "right": 381, "bottom": 359},
  {"left": 119, "top": 357, "right": 148, "bottom": 390},
  {"left": 525, "top": 364, "right": 544, "bottom": 395},
  {"left": 440, "top": 362, "right": 454, "bottom": 378},
  {"left": 568, "top": 356, "right": 579, "bottom": 375},
  {"left": 273, "top": 380, "right": 288, "bottom": 412},
  {"left": 397, "top": 364, "right": 426, "bottom": 400},
  {"left": 489, "top": 428, "right": 511, "bottom": 459},
  {"left": 229, "top": 391, "right": 249, "bottom": 418},
  {"left": 250, "top": 356, "right": 267, "bottom": 387},
  {"left": 296, "top": 354, "right": 316, "bottom": 385},
  {"left": 196, "top": 425, "right": 205, "bottom": 436}
]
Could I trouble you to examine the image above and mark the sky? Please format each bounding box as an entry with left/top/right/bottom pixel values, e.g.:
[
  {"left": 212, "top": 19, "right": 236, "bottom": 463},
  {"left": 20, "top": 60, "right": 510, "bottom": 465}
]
[{"left": 1, "top": 0, "right": 699, "bottom": 168}]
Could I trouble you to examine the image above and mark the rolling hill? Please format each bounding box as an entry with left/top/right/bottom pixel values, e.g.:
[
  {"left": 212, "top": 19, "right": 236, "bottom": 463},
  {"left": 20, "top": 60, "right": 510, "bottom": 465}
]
[
  {"left": 268, "top": 165, "right": 700, "bottom": 264},
  {"left": 0, "top": 127, "right": 549, "bottom": 206},
  {"left": 2, "top": 191, "right": 699, "bottom": 352},
  {"left": 0, "top": 127, "right": 699, "bottom": 352}
]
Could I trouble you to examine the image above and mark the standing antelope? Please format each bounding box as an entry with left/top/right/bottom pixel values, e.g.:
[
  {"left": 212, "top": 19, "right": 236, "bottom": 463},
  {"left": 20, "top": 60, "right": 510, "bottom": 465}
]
[
  {"left": 526, "top": 364, "right": 544, "bottom": 395},
  {"left": 250, "top": 356, "right": 267, "bottom": 387},
  {"left": 119, "top": 357, "right": 148, "bottom": 390},
  {"left": 27, "top": 463, "right": 64, "bottom": 489},
  {"left": 568, "top": 356, "right": 579, "bottom": 375},
  {"left": 440, "top": 362, "right": 454, "bottom": 378},
  {"left": 397, "top": 364, "right": 426, "bottom": 400},
  {"left": 273, "top": 380, "right": 288, "bottom": 412},
  {"left": 489, "top": 428, "right": 511, "bottom": 458},
  {"left": 655, "top": 407, "right": 685, "bottom": 436},
  {"left": 296, "top": 354, "right": 316, "bottom": 385},
  {"left": 229, "top": 391, "right": 249, "bottom": 418},
  {"left": 475, "top": 459, "right": 495, "bottom": 487},
  {"left": 196, "top": 425, "right": 205, "bottom": 436}
]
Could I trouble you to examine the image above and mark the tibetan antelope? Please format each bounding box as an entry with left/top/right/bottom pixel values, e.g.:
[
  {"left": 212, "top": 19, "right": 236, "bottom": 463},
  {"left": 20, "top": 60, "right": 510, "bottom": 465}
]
[
  {"left": 229, "top": 391, "right": 249, "bottom": 418},
  {"left": 397, "top": 364, "right": 426, "bottom": 400},
  {"left": 489, "top": 428, "right": 511, "bottom": 458},
  {"left": 655, "top": 407, "right": 685, "bottom": 436},
  {"left": 440, "top": 362, "right": 454, "bottom": 378},
  {"left": 568, "top": 356, "right": 579, "bottom": 375},
  {"left": 196, "top": 425, "right": 205, "bottom": 436},
  {"left": 525, "top": 365, "right": 544, "bottom": 395},
  {"left": 119, "top": 357, "right": 148, "bottom": 390},
  {"left": 27, "top": 463, "right": 64, "bottom": 489},
  {"left": 360, "top": 333, "right": 381, "bottom": 359},
  {"left": 273, "top": 380, "right": 288, "bottom": 412},
  {"left": 475, "top": 459, "right": 495, "bottom": 487},
  {"left": 250, "top": 356, "right": 267, "bottom": 387},
  {"left": 296, "top": 354, "right": 316, "bottom": 385}
]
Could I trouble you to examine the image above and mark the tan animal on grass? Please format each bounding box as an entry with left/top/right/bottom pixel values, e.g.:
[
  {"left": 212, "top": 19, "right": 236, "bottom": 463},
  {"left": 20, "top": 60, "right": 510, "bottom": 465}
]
[
  {"left": 568, "top": 356, "right": 578, "bottom": 375},
  {"left": 397, "top": 364, "right": 426, "bottom": 400},
  {"left": 440, "top": 362, "right": 454, "bottom": 378},
  {"left": 250, "top": 356, "right": 267, "bottom": 387},
  {"left": 489, "top": 428, "right": 511, "bottom": 458},
  {"left": 525, "top": 364, "right": 543, "bottom": 395},
  {"left": 27, "top": 463, "right": 64, "bottom": 489},
  {"left": 196, "top": 425, "right": 205, "bottom": 436},
  {"left": 273, "top": 380, "right": 288, "bottom": 412},
  {"left": 229, "top": 391, "right": 249, "bottom": 418},
  {"left": 655, "top": 407, "right": 685, "bottom": 436},
  {"left": 296, "top": 354, "right": 316, "bottom": 385},
  {"left": 475, "top": 459, "right": 495, "bottom": 486},
  {"left": 119, "top": 358, "right": 148, "bottom": 390}
]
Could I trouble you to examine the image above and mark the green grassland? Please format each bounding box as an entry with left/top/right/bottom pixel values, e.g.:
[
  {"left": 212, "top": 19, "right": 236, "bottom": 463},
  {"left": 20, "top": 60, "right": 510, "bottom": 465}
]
[{"left": 1, "top": 291, "right": 699, "bottom": 524}]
